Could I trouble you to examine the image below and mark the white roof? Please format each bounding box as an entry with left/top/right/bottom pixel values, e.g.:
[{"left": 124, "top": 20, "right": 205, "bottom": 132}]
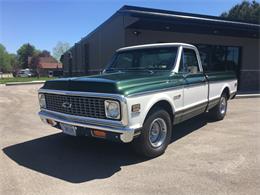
[{"left": 117, "top": 42, "right": 195, "bottom": 52}]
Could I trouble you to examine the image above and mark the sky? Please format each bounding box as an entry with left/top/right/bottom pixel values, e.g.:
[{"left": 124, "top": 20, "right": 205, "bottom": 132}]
[{"left": 0, "top": 0, "right": 243, "bottom": 54}]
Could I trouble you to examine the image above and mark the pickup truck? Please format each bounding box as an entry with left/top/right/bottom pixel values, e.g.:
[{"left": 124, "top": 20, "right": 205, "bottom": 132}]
[{"left": 38, "top": 43, "right": 237, "bottom": 157}]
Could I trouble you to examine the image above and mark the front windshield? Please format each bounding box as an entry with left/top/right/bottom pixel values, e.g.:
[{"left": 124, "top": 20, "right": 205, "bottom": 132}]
[{"left": 107, "top": 47, "right": 178, "bottom": 71}]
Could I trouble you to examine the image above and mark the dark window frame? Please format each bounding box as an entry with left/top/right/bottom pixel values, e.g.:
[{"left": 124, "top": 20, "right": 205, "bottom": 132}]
[{"left": 195, "top": 44, "right": 241, "bottom": 76}]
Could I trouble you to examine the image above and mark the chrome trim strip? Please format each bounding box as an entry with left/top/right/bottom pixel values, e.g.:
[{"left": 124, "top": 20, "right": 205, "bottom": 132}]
[
  {"left": 127, "top": 85, "right": 183, "bottom": 97},
  {"left": 39, "top": 110, "right": 129, "bottom": 131},
  {"left": 209, "top": 96, "right": 220, "bottom": 101},
  {"left": 120, "top": 100, "right": 129, "bottom": 126},
  {"left": 175, "top": 101, "right": 208, "bottom": 115},
  {"left": 41, "top": 109, "right": 124, "bottom": 127},
  {"left": 184, "top": 81, "right": 207, "bottom": 88},
  {"left": 175, "top": 96, "right": 220, "bottom": 116},
  {"left": 127, "top": 79, "right": 236, "bottom": 97},
  {"left": 208, "top": 79, "right": 237, "bottom": 84},
  {"left": 175, "top": 99, "right": 208, "bottom": 113},
  {"left": 38, "top": 89, "right": 127, "bottom": 103}
]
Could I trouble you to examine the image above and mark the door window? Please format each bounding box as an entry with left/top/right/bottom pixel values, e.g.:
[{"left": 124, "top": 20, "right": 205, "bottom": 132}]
[{"left": 179, "top": 49, "right": 200, "bottom": 74}]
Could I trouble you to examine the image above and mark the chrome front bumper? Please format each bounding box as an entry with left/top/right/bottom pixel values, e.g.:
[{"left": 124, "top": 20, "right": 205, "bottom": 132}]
[{"left": 39, "top": 110, "right": 136, "bottom": 143}]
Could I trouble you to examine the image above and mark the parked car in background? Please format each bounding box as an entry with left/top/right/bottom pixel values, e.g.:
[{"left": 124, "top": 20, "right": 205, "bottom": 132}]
[
  {"left": 38, "top": 43, "right": 237, "bottom": 157},
  {"left": 17, "top": 69, "right": 34, "bottom": 77}
]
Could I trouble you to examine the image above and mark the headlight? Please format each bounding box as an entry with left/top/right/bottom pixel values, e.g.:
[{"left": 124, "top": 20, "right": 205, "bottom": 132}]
[
  {"left": 38, "top": 94, "right": 46, "bottom": 108},
  {"left": 104, "top": 100, "right": 120, "bottom": 119}
]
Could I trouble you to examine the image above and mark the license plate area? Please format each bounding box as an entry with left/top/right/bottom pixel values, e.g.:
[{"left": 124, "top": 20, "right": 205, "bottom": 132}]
[{"left": 60, "top": 123, "right": 77, "bottom": 136}]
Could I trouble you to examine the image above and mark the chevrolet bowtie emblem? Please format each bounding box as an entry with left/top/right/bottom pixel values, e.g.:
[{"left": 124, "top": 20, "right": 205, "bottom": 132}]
[{"left": 62, "top": 102, "right": 72, "bottom": 109}]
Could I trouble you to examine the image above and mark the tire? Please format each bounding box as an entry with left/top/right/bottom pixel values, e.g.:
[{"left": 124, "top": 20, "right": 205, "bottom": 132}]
[
  {"left": 210, "top": 92, "right": 228, "bottom": 121},
  {"left": 132, "top": 108, "right": 172, "bottom": 158}
]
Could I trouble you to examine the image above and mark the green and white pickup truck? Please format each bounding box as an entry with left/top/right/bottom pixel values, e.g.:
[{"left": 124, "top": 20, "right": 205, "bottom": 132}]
[{"left": 38, "top": 43, "right": 237, "bottom": 157}]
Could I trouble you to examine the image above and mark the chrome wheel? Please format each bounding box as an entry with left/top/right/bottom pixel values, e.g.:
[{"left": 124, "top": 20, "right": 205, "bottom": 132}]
[
  {"left": 219, "top": 96, "right": 227, "bottom": 115},
  {"left": 149, "top": 118, "right": 167, "bottom": 148}
]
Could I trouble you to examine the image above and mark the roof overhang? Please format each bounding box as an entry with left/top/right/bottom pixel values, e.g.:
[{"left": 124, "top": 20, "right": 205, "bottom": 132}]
[{"left": 119, "top": 5, "right": 260, "bottom": 39}]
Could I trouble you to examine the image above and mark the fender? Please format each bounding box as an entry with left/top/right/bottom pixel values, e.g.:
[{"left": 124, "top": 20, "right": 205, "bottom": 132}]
[
  {"left": 220, "top": 83, "right": 231, "bottom": 97},
  {"left": 141, "top": 93, "right": 176, "bottom": 126}
]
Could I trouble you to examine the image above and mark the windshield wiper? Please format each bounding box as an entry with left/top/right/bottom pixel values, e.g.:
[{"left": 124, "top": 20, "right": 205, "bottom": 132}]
[{"left": 105, "top": 67, "right": 155, "bottom": 74}]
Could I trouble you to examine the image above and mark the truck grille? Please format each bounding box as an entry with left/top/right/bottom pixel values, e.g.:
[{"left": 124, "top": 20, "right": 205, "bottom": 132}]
[{"left": 44, "top": 93, "right": 106, "bottom": 119}]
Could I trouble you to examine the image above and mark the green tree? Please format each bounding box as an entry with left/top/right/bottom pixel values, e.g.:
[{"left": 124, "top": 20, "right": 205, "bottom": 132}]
[
  {"left": 17, "top": 43, "right": 36, "bottom": 69},
  {"left": 9, "top": 54, "right": 18, "bottom": 71},
  {"left": 29, "top": 50, "right": 52, "bottom": 70},
  {"left": 0, "top": 44, "right": 12, "bottom": 72},
  {"left": 52, "top": 41, "right": 70, "bottom": 62},
  {"left": 39, "top": 50, "right": 51, "bottom": 57},
  {"left": 221, "top": 0, "right": 260, "bottom": 24}
]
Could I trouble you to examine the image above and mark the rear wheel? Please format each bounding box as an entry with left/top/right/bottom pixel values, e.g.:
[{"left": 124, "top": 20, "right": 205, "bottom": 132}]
[
  {"left": 210, "top": 92, "right": 228, "bottom": 120},
  {"left": 132, "top": 108, "right": 172, "bottom": 158}
]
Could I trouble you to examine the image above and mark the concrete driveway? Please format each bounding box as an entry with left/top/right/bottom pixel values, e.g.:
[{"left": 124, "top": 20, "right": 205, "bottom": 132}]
[{"left": 0, "top": 84, "right": 259, "bottom": 195}]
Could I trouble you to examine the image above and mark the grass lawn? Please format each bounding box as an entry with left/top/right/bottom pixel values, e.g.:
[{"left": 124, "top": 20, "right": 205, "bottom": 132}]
[{"left": 0, "top": 77, "right": 56, "bottom": 84}]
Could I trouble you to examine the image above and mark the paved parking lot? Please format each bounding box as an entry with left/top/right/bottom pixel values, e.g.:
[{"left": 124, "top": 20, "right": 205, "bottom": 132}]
[{"left": 0, "top": 84, "right": 260, "bottom": 195}]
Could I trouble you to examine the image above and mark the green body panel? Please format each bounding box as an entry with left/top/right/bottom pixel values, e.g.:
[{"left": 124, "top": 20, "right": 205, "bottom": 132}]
[
  {"left": 206, "top": 71, "right": 236, "bottom": 82},
  {"left": 182, "top": 73, "right": 207, "bottom": 85},
  {"left": 42, "top": 71, "right": 185, "bottom": 96},
  {"left": 42, "top": 71, "right": 236, "bottom": 96}
]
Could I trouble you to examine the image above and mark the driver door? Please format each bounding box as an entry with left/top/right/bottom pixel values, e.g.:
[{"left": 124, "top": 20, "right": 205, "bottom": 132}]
[{"left": 180, "top": 48, "right": 208, "bottom": 121}]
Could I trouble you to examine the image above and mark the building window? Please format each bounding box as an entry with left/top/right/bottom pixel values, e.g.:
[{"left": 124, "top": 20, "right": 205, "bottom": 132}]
[
  {"left": 196, "top": 44, "right": 241, "bottom": 74},
  {"left": 211, "top": 46, "right": 227, "bottom": 71},
  {"left": 226, "top": 47, "right": 239, "bottom": 71},
  {"left": 196, "top": 45, "right": 210, "bottom": 71}
]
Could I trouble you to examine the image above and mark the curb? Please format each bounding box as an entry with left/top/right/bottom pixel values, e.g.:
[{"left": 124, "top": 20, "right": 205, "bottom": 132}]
[
  {"left": 5, "top": 80, "right": 46, "bottom": 86},
  {"left": 236, "top": 94, "right": 260, "bottom": 99}
]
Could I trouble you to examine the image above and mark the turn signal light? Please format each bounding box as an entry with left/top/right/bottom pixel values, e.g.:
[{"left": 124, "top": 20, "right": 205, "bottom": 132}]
[
  {"left": 132, "top": 104, "right": 141, "bottom": 112},
  {"left": 92, "top": 130, "right": 106, "bottom": 138},
  {"left": 46, "top": 119, "right": 56, "bottom": 126}
]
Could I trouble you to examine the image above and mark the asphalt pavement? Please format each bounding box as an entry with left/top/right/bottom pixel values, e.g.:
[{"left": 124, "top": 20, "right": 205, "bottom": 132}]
[{"left": 0, "top": 84, "right": 259, "bottom": 195}]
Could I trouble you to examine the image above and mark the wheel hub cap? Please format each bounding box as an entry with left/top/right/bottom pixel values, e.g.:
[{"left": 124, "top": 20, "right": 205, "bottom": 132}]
[
  {"left": 220, "top": 97, "right": 227, "bottom": 115},
  {"left": 149, "top": 118, "right": 167, "bottom": 148}
]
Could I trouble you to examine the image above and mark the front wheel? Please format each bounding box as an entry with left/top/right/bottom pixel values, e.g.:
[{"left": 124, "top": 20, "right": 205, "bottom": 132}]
[
  {"left": 210, "top": 93, "right": 228, "bottom": 120},
  {"left": 132, "top": 108, "right": 172, "bottom": 158}
]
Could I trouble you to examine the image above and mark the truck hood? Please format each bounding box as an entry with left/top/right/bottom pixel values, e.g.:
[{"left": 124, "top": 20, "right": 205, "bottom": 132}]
[{"left": 42, "top": 71, "right": 184, "bottom": 96}]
